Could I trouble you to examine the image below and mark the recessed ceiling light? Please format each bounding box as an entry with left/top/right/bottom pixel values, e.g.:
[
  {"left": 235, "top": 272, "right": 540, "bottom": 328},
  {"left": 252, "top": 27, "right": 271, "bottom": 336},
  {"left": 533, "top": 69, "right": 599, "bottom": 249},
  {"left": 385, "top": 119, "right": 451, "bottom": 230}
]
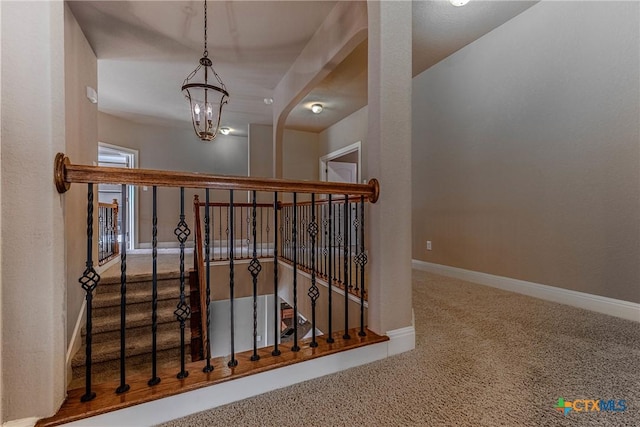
[
  {"left": 311, "top": 103, "right": 323, "bottom": 114},
  {"left": 450, "top": 0, "right": 470, "bottom": 6},
  {"left": 220, "top": 127, "right": 231, "bottom": 135},
  {"left": 264, "top": 97, "right": 274, "bottom": 105}
]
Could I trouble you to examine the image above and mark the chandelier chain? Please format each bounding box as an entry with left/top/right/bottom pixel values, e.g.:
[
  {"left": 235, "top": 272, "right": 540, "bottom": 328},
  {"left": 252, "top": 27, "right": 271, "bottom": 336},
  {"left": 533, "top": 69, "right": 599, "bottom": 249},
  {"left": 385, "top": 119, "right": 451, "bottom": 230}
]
[{"left": 203, "top": 0, "right": 208, "bottom": 57}]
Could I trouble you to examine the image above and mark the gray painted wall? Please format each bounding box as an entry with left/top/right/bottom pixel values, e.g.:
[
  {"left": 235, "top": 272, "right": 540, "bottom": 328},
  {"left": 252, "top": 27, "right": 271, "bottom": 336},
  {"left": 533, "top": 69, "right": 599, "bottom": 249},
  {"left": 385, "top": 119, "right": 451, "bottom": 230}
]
[
  {"left": 98, "top": 112, "right": 248, "bottom": 245},
  {"left": 412, "top": 2, "right": 640, "bottom": 303}
]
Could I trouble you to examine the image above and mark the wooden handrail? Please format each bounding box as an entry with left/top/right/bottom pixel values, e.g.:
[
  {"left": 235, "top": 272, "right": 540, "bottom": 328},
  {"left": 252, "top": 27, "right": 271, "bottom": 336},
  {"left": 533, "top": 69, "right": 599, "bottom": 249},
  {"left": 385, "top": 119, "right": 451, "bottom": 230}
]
[
  {"left": 279, "top": 196, "right": 363, "bottom": 208},
  {"left": 55, "top": 153, "right": 379, "bottom": 203}
]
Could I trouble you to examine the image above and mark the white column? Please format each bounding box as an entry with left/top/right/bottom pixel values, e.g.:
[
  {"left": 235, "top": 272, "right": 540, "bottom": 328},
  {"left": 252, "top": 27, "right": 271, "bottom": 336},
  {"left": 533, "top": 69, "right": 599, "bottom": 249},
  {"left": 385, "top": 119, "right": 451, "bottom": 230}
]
[
  {"left": 1, "top": 1, "right": 66, "bottom": 421},
  {"left": 366, "top": 1, "right": 414, "bottom": 336}
]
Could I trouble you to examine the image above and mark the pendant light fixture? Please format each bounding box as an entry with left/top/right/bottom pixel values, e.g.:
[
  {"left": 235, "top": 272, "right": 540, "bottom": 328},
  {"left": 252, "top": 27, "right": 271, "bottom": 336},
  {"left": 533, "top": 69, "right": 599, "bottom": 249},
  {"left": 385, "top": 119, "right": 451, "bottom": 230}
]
[{"left": 182, "top": 0, "right": 229, "bottom": 141}]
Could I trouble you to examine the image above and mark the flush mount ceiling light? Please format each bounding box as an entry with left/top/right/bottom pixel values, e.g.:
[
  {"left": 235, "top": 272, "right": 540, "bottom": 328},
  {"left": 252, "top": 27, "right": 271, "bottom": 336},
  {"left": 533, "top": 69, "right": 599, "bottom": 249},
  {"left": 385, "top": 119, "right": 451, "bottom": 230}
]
[
  {"left": 182, "top": 0, "right": 229, "bottom": 141},
  {"left": 450, "top": 0, "right": 470, "bottom": 6},
  {"left": 219, "top": 127, "right": 231, "bottom": 135},
  {"left": 263, "top": 97, "right": 274, "bottom": 105},
  {"left": 311, "top": 103, "right": 323, "bottom": 114}
]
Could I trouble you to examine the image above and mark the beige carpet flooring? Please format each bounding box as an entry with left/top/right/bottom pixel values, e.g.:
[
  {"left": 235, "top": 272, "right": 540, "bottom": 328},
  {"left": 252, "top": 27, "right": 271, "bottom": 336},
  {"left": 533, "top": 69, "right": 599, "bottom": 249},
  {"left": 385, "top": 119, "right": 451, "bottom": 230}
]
[{"left": 158, "top": 270, "right": 640, "bottom": 426}]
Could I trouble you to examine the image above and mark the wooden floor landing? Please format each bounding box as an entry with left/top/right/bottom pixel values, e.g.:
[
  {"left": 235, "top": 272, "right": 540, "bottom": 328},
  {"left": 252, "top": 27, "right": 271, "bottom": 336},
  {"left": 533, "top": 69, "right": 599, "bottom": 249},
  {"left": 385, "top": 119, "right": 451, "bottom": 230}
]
[{"left": 37, "top": 329, "right": 388, "bottom": 427}]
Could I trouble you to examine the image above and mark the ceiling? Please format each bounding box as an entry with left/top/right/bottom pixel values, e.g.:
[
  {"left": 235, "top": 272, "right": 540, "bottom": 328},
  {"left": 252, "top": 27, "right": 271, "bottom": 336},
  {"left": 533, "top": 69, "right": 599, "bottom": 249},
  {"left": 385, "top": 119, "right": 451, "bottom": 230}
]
[{"left": 68, "top": 0, "right": 538, "bottom": 138}]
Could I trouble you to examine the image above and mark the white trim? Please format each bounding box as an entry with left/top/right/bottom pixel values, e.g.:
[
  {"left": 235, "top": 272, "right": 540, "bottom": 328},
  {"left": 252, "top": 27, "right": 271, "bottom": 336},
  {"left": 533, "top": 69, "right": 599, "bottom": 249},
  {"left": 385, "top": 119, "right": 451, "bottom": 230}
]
[
  {"left": 59, "top": 341, "right": 390, "bottom": 426},
  {"left": 412, "top": 260, "right": 640, "bottom": 322},
  {"left": 2, "top": 418, "right": 38, "bottom": 427},
  {"left": 386, "top": 324, "right": 416, "bottom": 356},
  {"left": 319, "top": 141, "right": 362, "bottom": 183},
  {"left": 66, "top": 300, "right": 86, "bottom": 386}
]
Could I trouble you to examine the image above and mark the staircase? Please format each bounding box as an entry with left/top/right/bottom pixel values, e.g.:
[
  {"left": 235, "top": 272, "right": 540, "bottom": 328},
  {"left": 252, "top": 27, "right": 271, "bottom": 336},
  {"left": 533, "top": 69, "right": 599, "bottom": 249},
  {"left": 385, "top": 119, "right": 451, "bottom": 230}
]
[{"left": 70, "top": 269, "right": 191, "bottom": 389}]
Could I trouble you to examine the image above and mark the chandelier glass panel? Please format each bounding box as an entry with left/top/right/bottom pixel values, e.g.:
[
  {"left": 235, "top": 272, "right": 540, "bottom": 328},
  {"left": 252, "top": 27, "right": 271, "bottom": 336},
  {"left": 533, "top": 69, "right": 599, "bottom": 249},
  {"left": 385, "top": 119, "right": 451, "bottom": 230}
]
[{"left": 182, "top": 0, "right": 229, "bottom": 141}]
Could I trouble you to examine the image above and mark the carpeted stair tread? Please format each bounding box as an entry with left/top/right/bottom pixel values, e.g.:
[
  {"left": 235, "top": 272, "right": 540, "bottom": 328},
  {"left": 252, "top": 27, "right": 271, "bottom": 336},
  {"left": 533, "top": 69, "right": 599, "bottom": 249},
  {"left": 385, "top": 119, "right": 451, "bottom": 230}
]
[
  {"left": 93, "top": 285, "right": 187, "bottom": 308},
  {"left": 86, "top": 319, "right": 185, "bottom": 344},
  {"left": 72, "top": 327, "right": 190, "bottom": 368},
  {"left": 70, "top": 345, "right": 191, "bottom": 385},
  {"left": 82, "top": 305, "right": 181, "bottom": 336},
  {"left": 99, "top": 270, "right": 181, "bottom": 286}
]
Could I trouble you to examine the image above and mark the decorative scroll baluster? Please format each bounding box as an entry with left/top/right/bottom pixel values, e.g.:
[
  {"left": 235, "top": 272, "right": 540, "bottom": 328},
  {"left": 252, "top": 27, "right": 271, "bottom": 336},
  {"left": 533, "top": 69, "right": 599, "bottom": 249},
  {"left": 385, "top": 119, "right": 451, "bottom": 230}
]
[
  {"left": 80, "top": 184, "right": 99, "bottom": 402},
  {"left": 249, "top": 191, "right": 262, "bottom": 361},
  {"left": 203, "top": 189, "right": 214, "bottom": 372},
  {"left": 291, "top": 193, "right": 300, "bottom": 352},
  {"left": 116, "top": 184, "right": 131, "bottom": 394},
  {"left": 357, "top": 195, "right": 368, "bottom": 336},
  {"left": 326, "top": 195, "right": 334, "bottom": 343},
  {"left": 148, "top": 186, "right": 161, "bottom": 386},
  {"left": 225, "top": 206, "right": 230, "bottom": 261},
  {"left": 174, "top": 187, "right": 191, "bottom": 379},
  {"left": 308, "top": 194, "right": 319, "bottom": 348},
  {"left": 272, "top": 192, "right": 281, "bottom": 356},
  {"left": 343, "top": 194, "right": 351, "bottom": 340},
  {"left": 228, "top": 190, "right": 238, "bottom": 367}
]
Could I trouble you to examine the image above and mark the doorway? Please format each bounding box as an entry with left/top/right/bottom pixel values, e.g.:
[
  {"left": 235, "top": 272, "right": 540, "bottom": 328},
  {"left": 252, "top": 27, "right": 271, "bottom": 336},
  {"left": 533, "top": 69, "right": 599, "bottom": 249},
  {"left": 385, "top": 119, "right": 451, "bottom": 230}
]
[
  {"left": 98, "top": 143, "right": 138, "bottom": 250},
  {"left": 319, "top": 141, "right": 361, "bottom": 183}
]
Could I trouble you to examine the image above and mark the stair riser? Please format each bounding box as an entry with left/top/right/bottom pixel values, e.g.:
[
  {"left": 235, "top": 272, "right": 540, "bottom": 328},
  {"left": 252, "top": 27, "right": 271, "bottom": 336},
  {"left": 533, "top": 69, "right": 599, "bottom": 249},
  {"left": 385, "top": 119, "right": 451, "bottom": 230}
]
[
  {"left": 72, "top": 346, "right": 192, "bottom": 381},
  {"left": 95, "top": 278, "right": 184, "bottom": 295},
  {"left": 92, "top": 297, "right": 187, "bottom": 318},
  {"left": 84, "top": 320, "right": 186, "bottom": 345},
  {"left": 83, "top": 307, "right": 183, "bottom": 336}
]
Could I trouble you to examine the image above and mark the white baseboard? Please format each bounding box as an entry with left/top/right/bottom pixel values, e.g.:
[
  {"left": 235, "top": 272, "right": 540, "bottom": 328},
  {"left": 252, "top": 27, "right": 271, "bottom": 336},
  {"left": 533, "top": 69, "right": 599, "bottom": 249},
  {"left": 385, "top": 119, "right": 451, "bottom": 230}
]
[
  {"left": 59, "top": 341, "right": 391, "bottom": 426},
  {"left": 412, "top": 260, "right": 640, "bottom": 322},
  {"left": 386, "top": 324, "right": 416, "bottom": 356},
  {"left": 66, "top": 300, "right": 86, "bottom": 386},
  {"left": 2, "top": 418, "right": 38, "bottom": 427}
]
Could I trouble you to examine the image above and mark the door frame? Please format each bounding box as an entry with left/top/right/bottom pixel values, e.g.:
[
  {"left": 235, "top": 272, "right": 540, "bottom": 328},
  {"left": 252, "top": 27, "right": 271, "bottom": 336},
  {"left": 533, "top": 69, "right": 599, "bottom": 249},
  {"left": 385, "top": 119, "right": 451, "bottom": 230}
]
[
  {"left": 319, "top": 141, "right": 362, "bottom": 183},
  {"left": 98, "top": 142, "right": 139, "bottom": 250}
]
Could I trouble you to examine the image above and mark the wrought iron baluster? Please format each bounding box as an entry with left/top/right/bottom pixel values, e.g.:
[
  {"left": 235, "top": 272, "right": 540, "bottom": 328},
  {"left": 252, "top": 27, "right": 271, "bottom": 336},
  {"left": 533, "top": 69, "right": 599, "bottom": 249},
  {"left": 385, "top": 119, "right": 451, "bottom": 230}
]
[
  {"left": 203, "top": 189, "right": 214, "bottom": 372},
  {"left": 326, "top": 194, "right": 334, "bottom": 343},
  {"left": 308, "top": 194, "right": 319, "bottom": 348},
  {"left": 357, "top": 196, "right": 368, "bottom": 337},
  {"left": 272, "top": 192, "right": 281, "bottom": 356},
  {"left": 174, "top": 187, "right": 191, "bottom": 379},
  {"left": 228, "top": 190, "right": 238, "bottom": 367},
  {"left": 260, "top": 207, "right": 264, "bottom": 258},
  {"left": 246, "top": 205, "right": 251, "bottom": 260},
  {"left": 249, "top": 191, "right": 262, "bottom": 361},
  {"left": 148, "top": 186, "right": 161, "bottom": 386},
  {"left": 225, "top": 206, "right": 230, "bottom": 262},
  {"left": 80, "top": 184, "right": 99, "bottom": 402},
  {"left": 291, "top": 193, "right": 300, "bottom": 352},
  {"left": 219, "top": 206, "right": 223, "bottom": 261},
  {"left": 343, "top": 194, "right": 351, "bottom": 340},
  {"left": 337, "top": 203, "right": 342, "bottom": 285},
  {"left": 349, "top": 202, "right": 354, "bottom": 292},
  {"left": 354, "top": 201, "right": 359, "bottom": 292},
  {"left": 116, "top": 184, "right": 131, "bottom": 394},
  {"left": 300, "top": 203, "right": 306, "bottom": 271}
]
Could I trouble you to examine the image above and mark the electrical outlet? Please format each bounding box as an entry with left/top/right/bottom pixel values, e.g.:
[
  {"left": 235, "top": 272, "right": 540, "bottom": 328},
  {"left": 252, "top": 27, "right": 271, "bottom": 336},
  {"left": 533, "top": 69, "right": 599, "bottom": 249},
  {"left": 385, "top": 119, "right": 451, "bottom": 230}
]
[{"left": 426, "top": 241, "right": 432, "bottom": 251}]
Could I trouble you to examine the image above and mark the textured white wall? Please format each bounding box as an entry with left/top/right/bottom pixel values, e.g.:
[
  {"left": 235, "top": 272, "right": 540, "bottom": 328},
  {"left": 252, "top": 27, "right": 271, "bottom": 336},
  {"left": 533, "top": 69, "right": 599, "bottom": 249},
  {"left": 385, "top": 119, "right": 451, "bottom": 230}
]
[
  {"left": 282, "top": 129, "right": 319, "bottom": 181},
  {"left": 1, "top": 1, "right": 67, "bottom": 420},
  {"left": 367, "top": 1, "right": 413, "bottom": 334},
  {"left": 412, "top": 2, "right": 640, "bottom": 303},
  {"left": 64, "top": 4, "right": 98, "bottom": 348}
]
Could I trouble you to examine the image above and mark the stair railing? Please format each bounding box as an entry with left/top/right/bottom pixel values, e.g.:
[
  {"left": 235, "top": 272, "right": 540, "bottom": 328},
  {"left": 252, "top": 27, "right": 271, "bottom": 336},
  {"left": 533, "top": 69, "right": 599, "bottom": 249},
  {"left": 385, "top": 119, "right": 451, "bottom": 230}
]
[
  {"left": 55, "top": 152, "right": 379, "bottom": 403},
  {"left": 98, "top": 199, "right": 119, "bottom": 265}
]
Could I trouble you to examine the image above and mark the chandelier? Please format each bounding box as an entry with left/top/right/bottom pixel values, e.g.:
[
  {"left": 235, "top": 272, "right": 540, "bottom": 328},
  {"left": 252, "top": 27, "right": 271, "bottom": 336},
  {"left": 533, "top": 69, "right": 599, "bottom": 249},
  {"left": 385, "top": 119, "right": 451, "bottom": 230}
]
[{"left": 182, "top": 0, "right": 229, "bottom": 141}]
